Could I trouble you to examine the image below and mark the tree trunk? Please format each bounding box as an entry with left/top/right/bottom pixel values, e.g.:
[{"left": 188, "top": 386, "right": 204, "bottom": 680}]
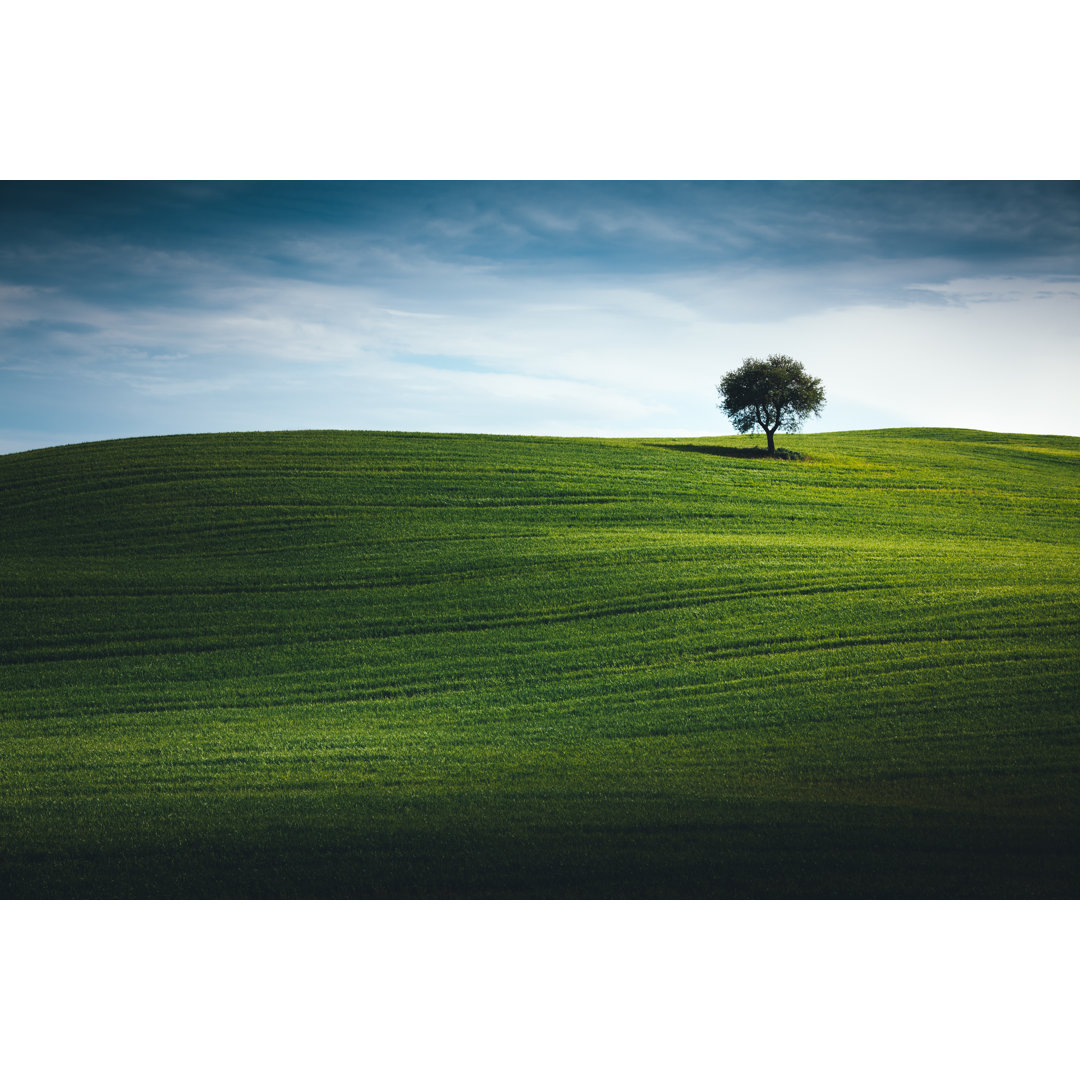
[{"left": 766, "top": 428, "right": 775, "bottom": 455}]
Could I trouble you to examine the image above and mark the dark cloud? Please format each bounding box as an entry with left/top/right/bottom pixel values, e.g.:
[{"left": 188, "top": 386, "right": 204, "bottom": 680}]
[{"left": 2, "top": 181, "right": 1077, "bottom": 287}]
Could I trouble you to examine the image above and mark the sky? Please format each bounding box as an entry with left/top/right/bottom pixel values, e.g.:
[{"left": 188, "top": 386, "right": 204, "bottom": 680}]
[{"left": 1, "top": 180, "right": 1078, "bottom": 454}]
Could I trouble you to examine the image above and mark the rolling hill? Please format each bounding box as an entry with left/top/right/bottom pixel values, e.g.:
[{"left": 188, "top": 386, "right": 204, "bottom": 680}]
[{"left": 2, "top": 428, "right": 1078, "bottom": 897}]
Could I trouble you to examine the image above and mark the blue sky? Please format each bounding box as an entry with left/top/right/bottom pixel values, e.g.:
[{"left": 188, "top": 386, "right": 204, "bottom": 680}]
[{"left": 1, "top": 181, "right": 1078, "bottom": 453}]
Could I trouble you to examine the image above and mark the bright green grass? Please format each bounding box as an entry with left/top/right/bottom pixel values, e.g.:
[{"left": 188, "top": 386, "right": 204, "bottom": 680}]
[{"left": 2, "top": 428, "right": 1078, "bottom": 897}]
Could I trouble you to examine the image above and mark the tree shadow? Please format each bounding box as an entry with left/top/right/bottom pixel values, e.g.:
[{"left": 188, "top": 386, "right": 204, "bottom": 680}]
[{"left": 649, "top": 443, "right": 804, "bottom": 460}]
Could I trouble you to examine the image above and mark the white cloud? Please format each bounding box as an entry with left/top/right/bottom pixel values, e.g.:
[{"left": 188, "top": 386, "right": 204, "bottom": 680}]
[
  {"left": 783, "top": 282, "right": 1080, "bottom": 434},
  {"left": 3, "top": 252, "right": 1078, "bottom": 451}
]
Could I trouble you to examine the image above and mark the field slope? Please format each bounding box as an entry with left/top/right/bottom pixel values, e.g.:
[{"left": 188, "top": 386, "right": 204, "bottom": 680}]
[{"left": 2, "top": 428, "right": 1078, "bottom": 897}]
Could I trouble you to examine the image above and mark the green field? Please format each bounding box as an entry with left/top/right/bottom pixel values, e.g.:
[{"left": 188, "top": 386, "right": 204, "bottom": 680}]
[{"left": 2, "top": 428, "right": 1078, "bottom": 897}]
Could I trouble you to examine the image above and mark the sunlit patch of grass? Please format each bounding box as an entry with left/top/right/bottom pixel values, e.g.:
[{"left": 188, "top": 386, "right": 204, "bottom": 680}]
[{"left": 1, "top": 427, "right": 1078, "bottom": 897}]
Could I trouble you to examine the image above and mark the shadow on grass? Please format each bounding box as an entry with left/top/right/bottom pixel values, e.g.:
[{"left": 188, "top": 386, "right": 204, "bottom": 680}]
[
  {"left": 651, "top": 443, "right": 806, "bottom": 461},
  {"left": 4, "top": 799, "right": 1076, "bottom": 898}
]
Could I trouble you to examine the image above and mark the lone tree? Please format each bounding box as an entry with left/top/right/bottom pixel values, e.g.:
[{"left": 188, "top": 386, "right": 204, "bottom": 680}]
[{"left": 717, "top": 354, "right": 826, "bottom": 455}]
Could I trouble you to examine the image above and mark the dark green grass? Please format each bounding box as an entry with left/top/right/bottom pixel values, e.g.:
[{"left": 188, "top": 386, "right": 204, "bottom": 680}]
[{"left": 2, "top": 428, "right": 1078, "bottom": 897}]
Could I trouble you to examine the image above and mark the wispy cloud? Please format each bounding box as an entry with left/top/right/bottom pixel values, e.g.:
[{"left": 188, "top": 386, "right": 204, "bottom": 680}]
[{"left": 1, "top": 182, "right": 1077, "bottom": 451}]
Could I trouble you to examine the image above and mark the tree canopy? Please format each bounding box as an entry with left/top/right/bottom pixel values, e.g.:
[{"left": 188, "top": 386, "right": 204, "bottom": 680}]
[{"left": 717, "top": 355, "right": 826, "bottom": 455}]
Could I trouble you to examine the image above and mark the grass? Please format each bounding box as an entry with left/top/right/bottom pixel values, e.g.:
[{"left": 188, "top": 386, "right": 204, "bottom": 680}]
[{"left": 1, "top": 427, "right": 1078, "bottom": 897}]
